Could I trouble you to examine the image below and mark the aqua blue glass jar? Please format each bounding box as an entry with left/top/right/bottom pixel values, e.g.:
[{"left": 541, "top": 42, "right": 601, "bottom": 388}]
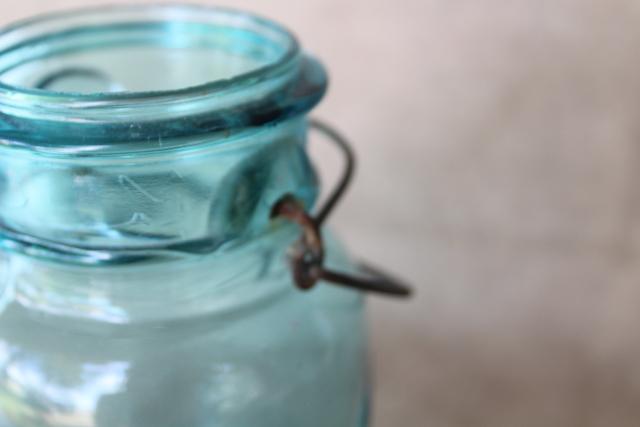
[{"left": 0, "top": 5, "right": 408, "bottom": 427}]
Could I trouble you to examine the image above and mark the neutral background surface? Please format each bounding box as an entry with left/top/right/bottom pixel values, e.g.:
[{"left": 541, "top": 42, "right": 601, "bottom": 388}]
[{"left": 5, "top": 1, "right": 640, "bottom": 426}]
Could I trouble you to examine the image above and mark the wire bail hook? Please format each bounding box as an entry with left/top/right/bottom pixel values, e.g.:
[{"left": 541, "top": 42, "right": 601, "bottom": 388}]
[{"left": 271, "top": 119, "right": 412, "bottom": 298}]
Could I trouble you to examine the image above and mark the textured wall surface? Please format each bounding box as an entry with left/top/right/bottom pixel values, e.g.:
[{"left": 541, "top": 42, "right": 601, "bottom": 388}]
[{"left": 4, "top": 1, "right": 640, "bottom": 426}]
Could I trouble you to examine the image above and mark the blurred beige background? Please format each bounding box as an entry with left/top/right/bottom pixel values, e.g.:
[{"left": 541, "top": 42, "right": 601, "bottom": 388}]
[{"left": 5, "top": 0, "right": 640, "bottom": 426}]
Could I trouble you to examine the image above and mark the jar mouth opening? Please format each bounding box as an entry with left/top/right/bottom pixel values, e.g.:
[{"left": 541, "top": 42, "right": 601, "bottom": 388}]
[
  {"left": 0, "top": 4, "right": 299, "bottom": 102},
  {"left": 0, "top": 4, "right": 327, "bottom": 152}
]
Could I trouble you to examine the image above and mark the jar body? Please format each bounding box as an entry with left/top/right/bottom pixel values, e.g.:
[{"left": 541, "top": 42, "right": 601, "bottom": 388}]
[{"left": 0, "top": 231, "right": 369, "bottom": 427}]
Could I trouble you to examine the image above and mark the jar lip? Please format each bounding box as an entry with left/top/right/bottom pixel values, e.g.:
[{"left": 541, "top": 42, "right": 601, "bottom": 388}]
[
  {"left": 0, "top": 3, "right": 300, "bottom": 110},
  {"left": 0, "top": 3, "right": 328, "bottom": 151}
]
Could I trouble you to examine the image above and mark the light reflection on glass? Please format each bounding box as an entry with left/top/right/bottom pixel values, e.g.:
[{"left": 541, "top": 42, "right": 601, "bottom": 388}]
[
  {"left": 204, "top": 363, "right": 262, "bottom": 413},
  {"left": 0, "top": 345, "right": 128, "bottom": 427}
]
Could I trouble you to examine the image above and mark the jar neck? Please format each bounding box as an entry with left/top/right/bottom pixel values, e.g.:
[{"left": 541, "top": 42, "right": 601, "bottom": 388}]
[{"left": 0, "top": 118, "right": 318, "bottom": 264}]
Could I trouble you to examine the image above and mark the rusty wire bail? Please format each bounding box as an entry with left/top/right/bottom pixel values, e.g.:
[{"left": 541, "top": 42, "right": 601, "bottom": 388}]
[{"left": 270, "top": 119, "right": 412, "bottom": 298}]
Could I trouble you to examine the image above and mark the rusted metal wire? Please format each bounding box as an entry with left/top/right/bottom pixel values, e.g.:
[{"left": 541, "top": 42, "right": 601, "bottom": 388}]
[{"left": 271, "top": 119, "right": 412, "bottom": 298}]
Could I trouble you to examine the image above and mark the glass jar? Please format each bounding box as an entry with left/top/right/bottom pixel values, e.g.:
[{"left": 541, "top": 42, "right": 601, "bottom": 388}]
[{"left": 0, "top": 5, "right": 383, "bottom": 427}]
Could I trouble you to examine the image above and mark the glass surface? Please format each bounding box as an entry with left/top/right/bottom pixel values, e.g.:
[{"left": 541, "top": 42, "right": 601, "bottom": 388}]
[{"left": 0, "top": 5, "right": 368, "bottom": 427}]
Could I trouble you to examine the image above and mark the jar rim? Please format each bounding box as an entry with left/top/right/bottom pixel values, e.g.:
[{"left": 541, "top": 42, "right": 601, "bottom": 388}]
[
  {"left": 0, "top": 3, "right": 299, "bottom": 104},
  {"left": 0, "top": 4, "right": 328, "bottom": 151}
]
